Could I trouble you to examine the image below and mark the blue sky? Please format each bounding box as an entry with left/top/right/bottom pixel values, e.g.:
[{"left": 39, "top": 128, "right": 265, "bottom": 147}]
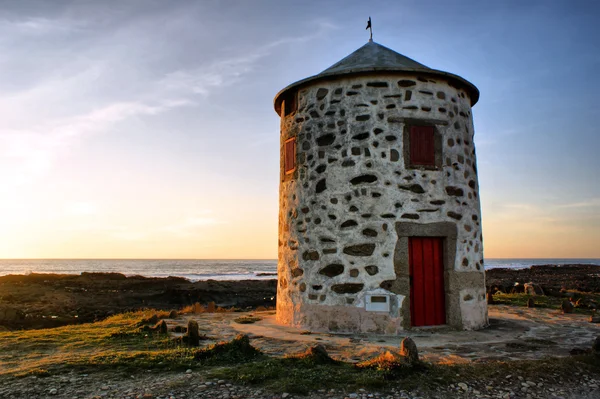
[{"left": 0, "top": 0, "right": 598, "bottom": 258}]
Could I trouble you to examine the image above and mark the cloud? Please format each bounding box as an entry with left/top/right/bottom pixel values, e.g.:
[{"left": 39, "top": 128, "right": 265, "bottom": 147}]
[
  {"left": 555, "top": 198, "right": 600, "bottom": 209},
  {"left": 0, "top": 16, "right": 83, "bottom": 35},
  {"left": 0, "top": 18, "right": 336, "bottom": 192}
]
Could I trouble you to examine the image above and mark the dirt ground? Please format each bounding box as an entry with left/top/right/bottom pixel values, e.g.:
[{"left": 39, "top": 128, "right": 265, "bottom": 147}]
[{"left": 169, "top": 305, "right": 600, "bottom": 363}]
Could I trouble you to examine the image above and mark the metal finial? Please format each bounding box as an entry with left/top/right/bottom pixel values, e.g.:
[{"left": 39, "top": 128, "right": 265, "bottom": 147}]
[{"left": 366, "top": 17, "right": 373, "bottom": 41}]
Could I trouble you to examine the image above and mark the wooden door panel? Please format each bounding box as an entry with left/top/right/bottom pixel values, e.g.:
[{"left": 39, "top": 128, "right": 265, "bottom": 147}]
[{"left": 409, "top": 237, "right": 446, "bottom": 326}]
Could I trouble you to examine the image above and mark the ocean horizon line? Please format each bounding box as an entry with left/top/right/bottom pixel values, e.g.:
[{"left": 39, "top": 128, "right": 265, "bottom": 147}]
[{"left": 1, "top": 257, "right": 599, "bottom": 261}]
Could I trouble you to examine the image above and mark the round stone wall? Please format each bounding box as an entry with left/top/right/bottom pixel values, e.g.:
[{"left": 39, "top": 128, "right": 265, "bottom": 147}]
[{"left": 277, "top": 73, "right": 487, "bottom": 333}]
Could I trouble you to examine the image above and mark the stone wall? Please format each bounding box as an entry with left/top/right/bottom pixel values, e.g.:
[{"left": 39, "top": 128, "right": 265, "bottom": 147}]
[{"left": 277, "top": 73, "right": 487, "bottom": 333}]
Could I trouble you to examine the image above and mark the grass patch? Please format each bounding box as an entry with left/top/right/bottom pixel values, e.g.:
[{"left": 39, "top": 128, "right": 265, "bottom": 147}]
[
  {"left": 492, "top": 293, "right": 599, "bottom": 314},
  {"left": 0, "top": 310, "right": 197, "bottom": 376},
  {"left": 1, "top": 309, "right": 600, "bottom": 395},
  {"left": 193, "top": 334, "right": 262, "bottom": 365}
]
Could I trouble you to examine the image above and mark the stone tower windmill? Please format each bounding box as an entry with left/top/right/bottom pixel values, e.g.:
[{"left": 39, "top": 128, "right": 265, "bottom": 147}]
[{"left": 273, "top": 40, "right": 487, "bottom": 333}]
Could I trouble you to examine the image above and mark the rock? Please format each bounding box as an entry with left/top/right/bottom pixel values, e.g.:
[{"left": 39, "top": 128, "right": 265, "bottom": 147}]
[
  {"left": 561, "top": 299, "right": 574, "bottom": 314},
  {"left": 593, "top": 336, "right": 600, "bottom": 354},
  {"left": 527, "top": 298, "right": 535, "bottom": 308},
  {"left": 457, "top": 383, "right": 468, "bottom": 390},
  {"left": 49, "top": 388, "right": 58, "bottom": 395},
  {"left": 589, "top": 315, "right": 600, "bottom": 323},
  {"left": 524, "top": 282, "right": 544, "bottom": 296},
  {"left": 570, "top": 347, "right": 590, "bottom": 356},
  {"left": 185, "top": 369, "right": 192, "bottom": 374},
  {"left": 182, "top": 319, "right": 201, "bottom": 346},
  {"left": 400, "top": 337, "right": 419, "bottom": 362},
  {"left": 168, "top": 310, "right": 178, "bottom": 319}
]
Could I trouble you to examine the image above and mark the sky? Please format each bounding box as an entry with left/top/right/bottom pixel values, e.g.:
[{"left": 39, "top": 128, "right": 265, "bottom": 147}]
[{"left": 0, "top": 0, "right": 598, "bottom": 259}]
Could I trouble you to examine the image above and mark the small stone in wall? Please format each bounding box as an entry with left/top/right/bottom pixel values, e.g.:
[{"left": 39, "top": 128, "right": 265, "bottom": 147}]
[
  {"left": 365, "top": 265, "right": 379, "bottom": 276},
  {"left": 316, "top": 88, "right": 329, "bottom": 100},
  {"left": 350, "top": 174, "right": 378, "bottom": 185},
  {"left": 331, "top": 283, "right": 364, "bottom": 294},
  {"left": 343, "top": 243, "right": 376, "bottom": 256},
  {"left": 349, "top": 269, "right": 359, "bottom": 277},
  {"left": 390, "top": 149, "right": 399, "bottom": 162},
  {"left": 398, "top": 184, "right": 425, "bottom": 194},
  {"left": 352, "top": 132, "right": 370, "bottom": 141},
  {"left": 319, "top": 264, "right": 344, "bottom": 277},
  {"left": 362, "top": 228, "right": 378, "bottom": 237},
  {"left": 316, "top": 134, "right": 335, "bottom": 146},
  {"left": 299, "top": 283, "right": 306, "bottom": 292},
  {"left": 398, "top": 79, "right": 416, "bottom": 87},
  {"left": 316, "top": 179, "right": 327, "bottom": 193},
  {"left": 302, "top": 251, "right": 320, "bottom": 261},
  {"left": 401, "top": 213, "right": 420, "bottom": 220},
  {"left": 445, "top": 186, "right": 464, "bottom": 197},
  {"left": 367, "top": 81, "right": 389, "bottom": 88},
  {"left": 341, "top": 220, "right": 358, "bottom": 228},
  {"left": 447, "top": 211, "right": 463, "bottom": 220},
  {"left": 291, "top": 268, "right": 304, "bottom": 278}
]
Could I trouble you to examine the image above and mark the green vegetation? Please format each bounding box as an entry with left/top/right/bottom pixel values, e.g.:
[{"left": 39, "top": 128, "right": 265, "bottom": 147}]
[
  {"left": 492, "top": 292, "right": 599, "bottom": 314},
  {"left": 1, "top": 309, "right": 599, "bottom": 395}
]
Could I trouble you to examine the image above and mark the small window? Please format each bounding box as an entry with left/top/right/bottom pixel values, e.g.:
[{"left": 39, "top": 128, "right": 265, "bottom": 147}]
[
  {"left": 409, "top": 126, "right": 435, "bottom": 166},
  {"left": 284, "top": 137, "right": 296, "bottom": 174},
  {"left": 283, "top": 92, "right": 297, "bottom": 116}
]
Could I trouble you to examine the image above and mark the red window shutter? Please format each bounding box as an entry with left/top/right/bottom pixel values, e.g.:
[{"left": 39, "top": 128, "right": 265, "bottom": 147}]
[
  {"left": 284, "top": 138, "right": 296, "bottom": 173},
  {"left": 410, "top": 126, "right": 435, "bottom": 166}
]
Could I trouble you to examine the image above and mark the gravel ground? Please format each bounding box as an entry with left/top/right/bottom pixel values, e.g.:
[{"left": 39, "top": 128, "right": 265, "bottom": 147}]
[{"left": 0, "top": 369, "right": 599, "bottom": 399}]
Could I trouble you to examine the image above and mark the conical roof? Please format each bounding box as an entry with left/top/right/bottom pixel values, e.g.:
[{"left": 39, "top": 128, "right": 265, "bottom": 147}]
[
  {"left": 320, "top": 41, "right": 430, "bottom": 75},
  {"left": 274, "top": 40, "right": 479, "bottom": 115}
]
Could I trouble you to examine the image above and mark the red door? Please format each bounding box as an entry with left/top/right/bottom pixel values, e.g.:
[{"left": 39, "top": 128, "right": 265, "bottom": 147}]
[{"left": 409, "top": 237, "right": 446, "bottom": 326}]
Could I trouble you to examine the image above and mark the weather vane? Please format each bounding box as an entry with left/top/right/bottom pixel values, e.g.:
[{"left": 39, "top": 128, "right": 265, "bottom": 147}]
[{"left": 366, "top": 16, "right": 373, "bottom": 41}]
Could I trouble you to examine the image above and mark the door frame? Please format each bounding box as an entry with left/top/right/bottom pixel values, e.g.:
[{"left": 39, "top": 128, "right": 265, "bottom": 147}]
[{"left": 391, "top": 221, "right": 461, "bottom": 329}]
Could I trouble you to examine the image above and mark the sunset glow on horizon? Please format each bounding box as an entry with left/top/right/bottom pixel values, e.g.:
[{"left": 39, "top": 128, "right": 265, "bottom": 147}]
[{"left": 1, "top": 1, "right": 598, "bottom": 259}]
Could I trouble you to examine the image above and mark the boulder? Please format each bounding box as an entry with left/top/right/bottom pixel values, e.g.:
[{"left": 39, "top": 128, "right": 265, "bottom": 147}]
[
  {"left": 561, "top": 299, "right": 574, "bottom": 314},
  {"left": 0, "top": 306, "right": 25, "bottom": 322},
  {"left": 400, "top": 337, "right": 419, "bottom": 362},
  {"left": 593, "top": 336, "right": 600, "bottom": 354},
  {"left": 591, "top": 315, "right": 600, "bottom": 324},
  {"left": 527, "top": 298, "right": 535, "bottom": 308},
  {"left": 524, "top": 282, "right": 544, "bottom": 296},
  {"left": 183, "top": 319, "right": 201, "bottom": 346},
  {"left": 168, "top": 310, "right": 178, "bottom": 319},
  {"left": 155, "top": 320, "right": 168, "bottom": 334}
]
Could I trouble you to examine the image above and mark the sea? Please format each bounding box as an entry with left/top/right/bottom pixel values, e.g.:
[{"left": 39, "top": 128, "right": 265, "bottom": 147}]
[{"left": 0, "top": 258, "right": 599, "bottom": 282}]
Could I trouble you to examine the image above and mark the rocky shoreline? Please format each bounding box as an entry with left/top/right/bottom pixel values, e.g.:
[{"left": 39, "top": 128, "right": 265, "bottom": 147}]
[
  {"left": 485, "top": 264, "right": 600, "bottom": 295},
  {"left": 0, "top": 264, "right": 598, "bottom": 330},
  {"left": 0, "top": 272, "right": 276, "bottom": 330}
]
